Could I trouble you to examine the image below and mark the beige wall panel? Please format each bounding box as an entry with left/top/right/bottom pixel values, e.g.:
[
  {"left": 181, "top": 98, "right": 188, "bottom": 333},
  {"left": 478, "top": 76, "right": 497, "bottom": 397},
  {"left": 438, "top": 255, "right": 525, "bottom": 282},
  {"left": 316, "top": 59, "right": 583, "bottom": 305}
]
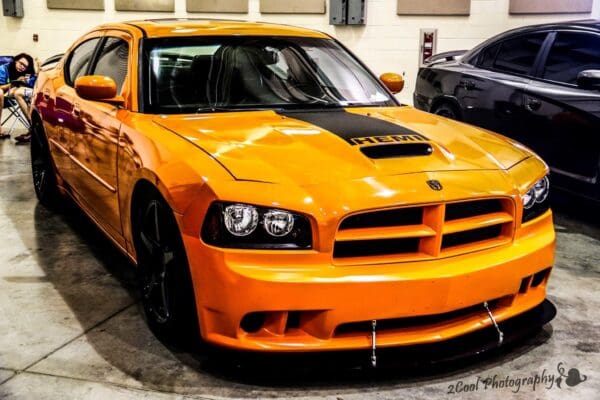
[
  {"left": 115, "top": 0, "right": 174, "bottom": 12},
  {"left": 260, "top": 0, "right": 325, "bottom": 14},
  {"left": 510, "top": 0, "right": 593, "bottom": 14},
  {"left": 187, "top": 0, "right": 248, "bottom": 13},
  {"left": 47, "top": 0, "right": 104, "bottom": 10},
  {"left": 397, "top": 0, "right": 470, "bottom": 15}
]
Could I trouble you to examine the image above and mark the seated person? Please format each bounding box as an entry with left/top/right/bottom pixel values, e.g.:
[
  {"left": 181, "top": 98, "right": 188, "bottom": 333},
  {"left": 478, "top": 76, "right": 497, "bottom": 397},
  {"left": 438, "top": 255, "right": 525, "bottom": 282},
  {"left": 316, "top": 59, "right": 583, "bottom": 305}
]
[{"left": 0, "top": 53, "right": 37, "bottom": 139}]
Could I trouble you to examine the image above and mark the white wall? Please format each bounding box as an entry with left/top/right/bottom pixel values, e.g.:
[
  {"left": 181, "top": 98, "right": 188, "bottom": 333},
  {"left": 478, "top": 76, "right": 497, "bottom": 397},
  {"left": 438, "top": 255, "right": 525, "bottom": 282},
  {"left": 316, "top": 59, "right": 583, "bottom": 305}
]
[{"left": 1, "top": 0, "right": 599, "bottom": 103}]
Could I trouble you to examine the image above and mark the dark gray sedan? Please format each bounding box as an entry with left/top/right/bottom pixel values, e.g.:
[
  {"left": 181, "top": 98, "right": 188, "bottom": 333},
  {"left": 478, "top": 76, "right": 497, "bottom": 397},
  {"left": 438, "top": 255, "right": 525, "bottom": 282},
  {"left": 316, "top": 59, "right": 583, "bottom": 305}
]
[{"left": 414, "top": 20, "right": 600, "bottom": 202}]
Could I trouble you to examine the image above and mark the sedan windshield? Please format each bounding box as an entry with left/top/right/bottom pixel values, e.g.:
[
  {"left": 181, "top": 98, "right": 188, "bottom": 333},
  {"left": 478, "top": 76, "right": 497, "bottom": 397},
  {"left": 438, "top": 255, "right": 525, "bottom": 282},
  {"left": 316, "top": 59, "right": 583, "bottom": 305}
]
[{"left": 142, "top": 36, "right": 396, "bottom": 113}]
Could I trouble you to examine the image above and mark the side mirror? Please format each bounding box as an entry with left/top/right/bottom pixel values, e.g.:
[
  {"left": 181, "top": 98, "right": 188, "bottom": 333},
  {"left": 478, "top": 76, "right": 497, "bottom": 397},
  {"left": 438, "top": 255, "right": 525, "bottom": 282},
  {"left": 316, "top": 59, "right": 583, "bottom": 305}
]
[
  {"left": 75, "top": 75, "right": 124, "bottom": 105},
  {"left": 576, "top": 70, "right": 600, "bottom": 91},
  {"left": 379, "top": 72, "right": 405, "bottom": 94}
]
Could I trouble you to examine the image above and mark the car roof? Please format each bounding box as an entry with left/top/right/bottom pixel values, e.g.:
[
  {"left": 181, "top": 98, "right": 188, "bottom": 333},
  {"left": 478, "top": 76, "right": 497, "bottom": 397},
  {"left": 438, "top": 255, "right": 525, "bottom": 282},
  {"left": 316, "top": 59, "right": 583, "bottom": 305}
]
[
  {"left": 96, "top": 19, "right": 330, "bottom": 39},
  {"left": 503, "top": 19, "right": 600, "bottom": 35},
  {"left": 461, "top": 19, "right": 600, "bottom": 62}
]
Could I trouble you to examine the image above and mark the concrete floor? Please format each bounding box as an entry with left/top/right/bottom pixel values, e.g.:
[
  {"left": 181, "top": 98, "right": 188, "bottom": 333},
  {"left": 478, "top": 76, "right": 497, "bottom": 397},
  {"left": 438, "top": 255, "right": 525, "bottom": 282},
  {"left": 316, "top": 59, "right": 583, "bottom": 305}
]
[{"left": 1, "top": 130, "right": 599, "bottom": 400}]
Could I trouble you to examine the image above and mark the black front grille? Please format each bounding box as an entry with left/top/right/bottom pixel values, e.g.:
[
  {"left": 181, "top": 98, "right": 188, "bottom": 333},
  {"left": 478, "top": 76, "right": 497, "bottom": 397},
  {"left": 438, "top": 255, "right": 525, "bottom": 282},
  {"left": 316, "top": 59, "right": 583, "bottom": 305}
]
[
  {"left": 333, "top": 238, "right": 420, "bottom": 258},
  {"left": 334, "top": 198, "right": 513, "bottom": 263},
  {"left": 442, "top": 225, "right": 503, "bottom": 249},
  {"left": 335, "top": 301, "right": 498, "bottom": 336},
  {"left": 445, "top": 199, "right": 503, "bottom": 221},
  {"left": 339, "top": 207, "right": 423, "bottom": 230}
]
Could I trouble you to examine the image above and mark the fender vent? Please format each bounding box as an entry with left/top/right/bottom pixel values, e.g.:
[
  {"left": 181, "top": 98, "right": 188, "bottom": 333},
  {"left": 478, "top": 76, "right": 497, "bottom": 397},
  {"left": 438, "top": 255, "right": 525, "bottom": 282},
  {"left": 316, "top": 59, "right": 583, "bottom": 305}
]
[{"left": 360, "top": 143, "right": 433, "bottom": 159}]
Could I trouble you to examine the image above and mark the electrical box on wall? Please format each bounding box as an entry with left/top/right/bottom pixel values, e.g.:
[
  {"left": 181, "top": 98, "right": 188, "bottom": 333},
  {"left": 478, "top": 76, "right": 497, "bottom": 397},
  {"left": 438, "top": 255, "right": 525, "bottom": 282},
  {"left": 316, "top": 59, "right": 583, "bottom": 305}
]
[
  {"left": 347, "top": 0, "right": 366, "bottom": 25},
  {"left": 419, "top": 28, "right": 437, "bottom": 66},
  {"left": 330, "top": 0, "right": 366, "bottom": 25},
  {"left": 330, "top": 0, "right": 347, "bottom": 25},
  {"left": 2, "top": 0, "right": 23, "bottom": 17}
]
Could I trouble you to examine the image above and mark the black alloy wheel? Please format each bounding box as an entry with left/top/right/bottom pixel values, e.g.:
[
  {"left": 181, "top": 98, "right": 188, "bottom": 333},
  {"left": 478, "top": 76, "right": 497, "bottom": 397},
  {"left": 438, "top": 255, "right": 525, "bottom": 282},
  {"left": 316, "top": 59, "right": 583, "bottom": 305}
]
[
  {"left": 31, "top": 118, "right": 60, "bottom": 207},
  {"left": 135, "top": 193, "right": 200, "bottom": 347}
]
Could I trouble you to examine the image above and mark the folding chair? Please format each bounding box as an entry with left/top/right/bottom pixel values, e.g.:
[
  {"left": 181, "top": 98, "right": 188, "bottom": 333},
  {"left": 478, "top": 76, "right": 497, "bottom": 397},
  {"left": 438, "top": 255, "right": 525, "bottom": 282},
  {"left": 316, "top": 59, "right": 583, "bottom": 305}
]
[
  {"left": 1, "top": 97, "right": 31, "bottom": 137},
  {"left": 1, "top": 55, "right": 30, "bottom": 138}
]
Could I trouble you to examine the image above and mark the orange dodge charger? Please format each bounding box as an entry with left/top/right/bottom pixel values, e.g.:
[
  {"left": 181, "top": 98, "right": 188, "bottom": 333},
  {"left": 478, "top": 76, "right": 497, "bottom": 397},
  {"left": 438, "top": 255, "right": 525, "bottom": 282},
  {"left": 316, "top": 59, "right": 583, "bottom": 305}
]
[{"left": 31, "top": 19, "right": 555, "bottom": 363}]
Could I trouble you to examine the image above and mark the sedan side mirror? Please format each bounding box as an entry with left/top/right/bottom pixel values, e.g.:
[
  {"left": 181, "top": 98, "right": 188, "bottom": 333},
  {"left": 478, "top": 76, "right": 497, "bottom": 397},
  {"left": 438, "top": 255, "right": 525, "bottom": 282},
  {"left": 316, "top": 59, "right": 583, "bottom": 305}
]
[
  {"left": 379, "top": 72, "right": 404, "bottom": 94},
  {"left": 75, "top": 75, "right": 125, "bottom": 105},
  {"left": 576, "top": 70, "right": 600, "bottom": 91}
]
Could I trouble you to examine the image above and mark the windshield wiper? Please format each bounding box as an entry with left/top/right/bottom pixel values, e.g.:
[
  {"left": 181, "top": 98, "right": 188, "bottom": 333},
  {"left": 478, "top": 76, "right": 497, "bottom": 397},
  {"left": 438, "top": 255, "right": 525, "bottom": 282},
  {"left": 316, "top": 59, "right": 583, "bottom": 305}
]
[
  {"left": 196, "top": 106, "right": 242, "bottom": 113},
  {"left": 195, "top": 103, "right": 344, "bottom": 113},
  {"left": 195, "top": 106, "right": 274, "bottom": 113},
  {"left": 278, "top": 102, "right": 343, "bottom": 111}
]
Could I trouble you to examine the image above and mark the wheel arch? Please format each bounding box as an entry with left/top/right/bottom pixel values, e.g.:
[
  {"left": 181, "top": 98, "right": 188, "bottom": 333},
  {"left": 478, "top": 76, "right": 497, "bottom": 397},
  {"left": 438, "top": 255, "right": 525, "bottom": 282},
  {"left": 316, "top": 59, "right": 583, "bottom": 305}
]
[
  {"left": 30, "top": 109, "right": 65, "bottom": 186},
  {"left": 30, "top": 109, "right": 43, "bottom": 125},
  {"left": 430, "top": 96, "right": 464, "bottom": 121},
  {"left": 125, "top": 169, "right": 211, "bottom": 260},
  {"left": 127, "top": 174, "right": 177, "bottom": 263}
]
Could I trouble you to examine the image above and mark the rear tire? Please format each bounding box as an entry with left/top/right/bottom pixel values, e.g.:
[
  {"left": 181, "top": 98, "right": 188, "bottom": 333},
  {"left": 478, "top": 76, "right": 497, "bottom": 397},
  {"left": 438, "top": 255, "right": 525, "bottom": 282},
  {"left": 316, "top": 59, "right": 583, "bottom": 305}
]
[
  {"left": 30, "top": 118, "right": 61, "bottom": 207},
  {"left": 133, "top": 190, "right": 201, "bottom": 349},
  {"left": 432, "top": 102, "right": 461, "bottom": 121}
]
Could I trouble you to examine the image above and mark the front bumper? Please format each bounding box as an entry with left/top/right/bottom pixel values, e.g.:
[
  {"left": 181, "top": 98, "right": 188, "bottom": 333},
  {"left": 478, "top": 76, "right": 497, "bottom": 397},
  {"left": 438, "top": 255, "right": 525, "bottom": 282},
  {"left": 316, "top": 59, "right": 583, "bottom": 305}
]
[
  {"left": 206, "top": 299, "right": 556, "bottom": 370},
  {"left": 183, "top": 210, "right": 555, "bottom": 352}
]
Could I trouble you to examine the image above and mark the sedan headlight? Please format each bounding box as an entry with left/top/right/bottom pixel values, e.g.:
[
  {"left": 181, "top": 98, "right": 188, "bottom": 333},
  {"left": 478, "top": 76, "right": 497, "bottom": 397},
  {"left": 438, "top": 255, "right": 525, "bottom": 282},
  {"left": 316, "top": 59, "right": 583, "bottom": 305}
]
[
  {"left": 263, "top": 210, "right": 295, "bottom": 237},
  {"left": 202, "top": 202, "right": 312, "bottom": 249},
  {"left": 223, "top": 204, "right": 259, "bottom": 236},
  {"left": 522, "top": 175, "right": 550, "bottom": 223}
]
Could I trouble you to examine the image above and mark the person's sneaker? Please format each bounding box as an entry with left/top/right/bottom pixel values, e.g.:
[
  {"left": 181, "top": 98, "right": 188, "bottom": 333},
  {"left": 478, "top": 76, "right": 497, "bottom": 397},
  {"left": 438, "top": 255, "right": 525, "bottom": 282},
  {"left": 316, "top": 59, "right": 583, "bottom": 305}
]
[{"left": 14, "top": 133, "right": 31, "bottom": 143}]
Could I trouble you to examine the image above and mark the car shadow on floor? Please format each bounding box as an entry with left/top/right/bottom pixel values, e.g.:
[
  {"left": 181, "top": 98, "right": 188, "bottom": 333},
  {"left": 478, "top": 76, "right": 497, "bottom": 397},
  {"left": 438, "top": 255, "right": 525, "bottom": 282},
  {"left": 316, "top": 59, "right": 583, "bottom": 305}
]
[{"left": 551, "top": 191, "right": 600, "bottom": 241}]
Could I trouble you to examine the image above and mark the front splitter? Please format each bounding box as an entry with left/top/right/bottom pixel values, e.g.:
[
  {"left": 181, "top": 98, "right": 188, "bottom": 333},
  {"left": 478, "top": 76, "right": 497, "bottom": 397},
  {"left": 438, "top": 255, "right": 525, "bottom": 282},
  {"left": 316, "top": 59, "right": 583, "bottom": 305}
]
[{"left": 202, "top": 299, "right": 556, "bottom": 376}]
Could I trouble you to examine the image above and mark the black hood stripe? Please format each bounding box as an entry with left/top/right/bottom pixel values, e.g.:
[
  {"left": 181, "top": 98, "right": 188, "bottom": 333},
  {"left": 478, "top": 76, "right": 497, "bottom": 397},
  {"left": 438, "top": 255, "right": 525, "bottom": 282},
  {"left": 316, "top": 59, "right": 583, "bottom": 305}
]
[{"left": 276, "top": 109, "right": 428, "bottom": 145}]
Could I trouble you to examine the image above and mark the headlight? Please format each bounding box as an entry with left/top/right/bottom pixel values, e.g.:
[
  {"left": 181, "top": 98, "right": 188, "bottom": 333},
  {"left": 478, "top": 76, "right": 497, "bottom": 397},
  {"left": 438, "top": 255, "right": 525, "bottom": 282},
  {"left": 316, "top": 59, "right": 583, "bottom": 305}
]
[
  {"left": 522, "top": 175, "right": 550, "bottom": 223},
  {"left": 522, "top": 189, "right": 535, "bottom": 210},
  {"left": 223, "top": 204, "right": 259, "bottom": 236},
  {"left": 263, "top": 210, "right": 294, "bottom": 237},
  {"left": 533, "top": 176, "right": 550, "bottom": 203},
  {"left": 202, "top": 202, "right": 312, "bottom": 249}
]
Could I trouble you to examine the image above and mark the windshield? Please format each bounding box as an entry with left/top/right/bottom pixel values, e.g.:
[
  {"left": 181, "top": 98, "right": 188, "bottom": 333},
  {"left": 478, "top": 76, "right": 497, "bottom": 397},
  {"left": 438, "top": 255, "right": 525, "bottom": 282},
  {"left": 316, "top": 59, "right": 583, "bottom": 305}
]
[{"left": 142, "top": 36, "right": 396, "bottom": 113}]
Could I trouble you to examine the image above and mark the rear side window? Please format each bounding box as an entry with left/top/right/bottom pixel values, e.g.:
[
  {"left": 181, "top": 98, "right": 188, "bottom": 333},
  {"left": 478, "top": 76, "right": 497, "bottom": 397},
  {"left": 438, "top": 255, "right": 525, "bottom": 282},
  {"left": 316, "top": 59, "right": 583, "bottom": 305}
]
[
  {"left": 543, "top": 32, "right": 600, "bottom": 85},
  {"left": 66, "top": 38, "right": 101, "bottom": 86},
  {"left": 92, "top": 37, "right": 129, "bottom": 94},
  {"left": 493, "top": 33, "right": 547, "bottom": 75}
]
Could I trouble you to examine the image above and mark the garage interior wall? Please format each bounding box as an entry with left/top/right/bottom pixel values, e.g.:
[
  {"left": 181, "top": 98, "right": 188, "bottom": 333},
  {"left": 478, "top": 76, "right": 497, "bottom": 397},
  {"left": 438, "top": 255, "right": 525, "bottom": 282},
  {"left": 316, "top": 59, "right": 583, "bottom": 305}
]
[{"left": 1, "top": 0, "right": 599, "bottom": 104}]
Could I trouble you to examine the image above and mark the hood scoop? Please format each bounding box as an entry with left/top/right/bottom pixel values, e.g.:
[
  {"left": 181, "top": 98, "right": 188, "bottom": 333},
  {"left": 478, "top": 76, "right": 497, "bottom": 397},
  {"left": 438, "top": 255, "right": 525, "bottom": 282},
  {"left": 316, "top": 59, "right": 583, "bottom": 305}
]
[{"left": 360, "top": 143, "right": 433, "bottom": 159}]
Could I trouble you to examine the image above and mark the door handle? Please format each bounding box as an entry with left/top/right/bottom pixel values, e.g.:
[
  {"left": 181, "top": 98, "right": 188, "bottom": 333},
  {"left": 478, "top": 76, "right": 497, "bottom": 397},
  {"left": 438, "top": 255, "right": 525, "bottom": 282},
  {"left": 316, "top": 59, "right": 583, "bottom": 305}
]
[
  {"left": 525, "top": 98, "right": 541, "bottom": 112},
  {"left": 459, "top": 79, "right": 476, "bottom": 90}
]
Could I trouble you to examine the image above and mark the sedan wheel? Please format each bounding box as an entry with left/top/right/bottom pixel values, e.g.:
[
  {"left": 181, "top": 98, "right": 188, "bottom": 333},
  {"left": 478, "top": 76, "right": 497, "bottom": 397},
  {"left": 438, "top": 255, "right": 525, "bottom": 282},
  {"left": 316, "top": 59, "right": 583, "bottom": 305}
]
[
  {"left": 135, "top": 193, "right": 200, "bottom": 347},
  {"left": 31, "top": 119, "right": 60, "bottom": 207},
  {"left": 139, "top": 199, "right": 175, "bottom": 324}
]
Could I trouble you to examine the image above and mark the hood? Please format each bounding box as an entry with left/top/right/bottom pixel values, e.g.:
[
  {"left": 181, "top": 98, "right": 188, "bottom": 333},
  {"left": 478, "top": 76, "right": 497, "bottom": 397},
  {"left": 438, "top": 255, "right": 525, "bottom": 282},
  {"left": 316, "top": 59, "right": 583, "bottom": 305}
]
[{"left": 154, "top": 107, "right": 531, "bottom": 185}]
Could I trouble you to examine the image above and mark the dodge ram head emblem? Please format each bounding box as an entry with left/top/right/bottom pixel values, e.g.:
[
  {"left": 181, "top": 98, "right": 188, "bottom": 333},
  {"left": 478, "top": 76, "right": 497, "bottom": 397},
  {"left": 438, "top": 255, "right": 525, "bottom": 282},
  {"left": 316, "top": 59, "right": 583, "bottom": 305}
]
[{"left": 427, "top": 180, "right": 443, "bottom": 191}]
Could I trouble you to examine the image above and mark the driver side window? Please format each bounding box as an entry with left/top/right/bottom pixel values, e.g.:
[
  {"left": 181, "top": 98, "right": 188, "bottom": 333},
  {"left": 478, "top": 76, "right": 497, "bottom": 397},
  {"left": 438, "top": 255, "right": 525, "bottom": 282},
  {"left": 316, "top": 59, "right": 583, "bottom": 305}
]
[
  {"left": 66, "top": 38, "right": 101, "bottom": 86},
  {"left": 543, "top": 32, "right": 600, "bottom": 85},
  {"left": 92, "top": 37, "right": 129, "bottom": 94}
]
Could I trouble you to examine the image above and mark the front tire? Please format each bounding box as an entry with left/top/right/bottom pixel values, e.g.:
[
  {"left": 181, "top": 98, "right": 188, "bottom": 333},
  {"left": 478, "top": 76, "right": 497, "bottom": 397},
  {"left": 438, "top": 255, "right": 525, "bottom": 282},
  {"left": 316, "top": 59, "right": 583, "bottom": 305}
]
[{"left": 133, "top": 191, "right": 201, "bottom": 348}]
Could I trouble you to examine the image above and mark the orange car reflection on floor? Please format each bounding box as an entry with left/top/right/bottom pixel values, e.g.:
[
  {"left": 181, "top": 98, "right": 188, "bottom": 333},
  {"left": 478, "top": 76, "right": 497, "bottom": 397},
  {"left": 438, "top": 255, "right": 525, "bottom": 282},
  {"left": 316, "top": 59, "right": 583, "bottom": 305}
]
[{"left": 30, "top": 19, "right": 555, "bottom": 361}]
